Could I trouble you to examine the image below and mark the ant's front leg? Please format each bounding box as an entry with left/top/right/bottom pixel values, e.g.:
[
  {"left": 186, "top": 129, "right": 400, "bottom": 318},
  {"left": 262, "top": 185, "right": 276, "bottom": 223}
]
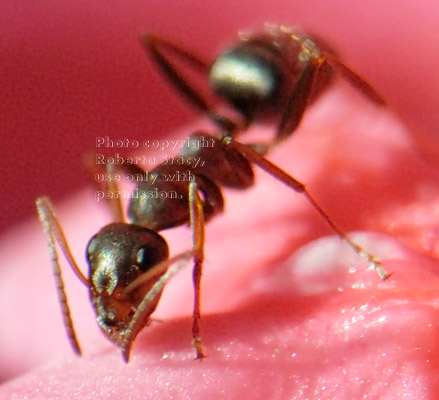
[
  {"left": 120, "top": 181, "right": 206, "bottom": 362},
  {"left": 222, "top": 137, "right": 391, "bottom": 280},
  {"left": 84, "top": 154, "right": 130, "bottom": 222},
  {"left": 89, "top": 158, "right": 148, "bottom": 223},
  {"left": 120, "top": 248, "right": 195, "bottom": 362},
  {"left": 104, "top": 163, "right": 126, "bottom": 223},
  {"left": 273, "top": 54, "right": 322, "bottom": 147},
  {"left": 36, "top": 197, "right": 90, "bottom": 355}
]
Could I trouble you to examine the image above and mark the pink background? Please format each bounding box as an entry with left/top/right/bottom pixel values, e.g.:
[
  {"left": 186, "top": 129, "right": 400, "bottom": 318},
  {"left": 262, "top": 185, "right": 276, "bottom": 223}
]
[
  {"left": 0, "top": 1, "right": 438, "bottom": 398},
  {"left": 1, "top": 0, "right": 438, "bottom": 234}
]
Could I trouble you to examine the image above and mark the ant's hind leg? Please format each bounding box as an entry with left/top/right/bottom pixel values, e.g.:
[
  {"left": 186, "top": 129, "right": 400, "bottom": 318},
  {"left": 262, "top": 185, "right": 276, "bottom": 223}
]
[
  {"left": 222, "top": 137, "right": 391, "bottom": 280},
  {"left": 274, "top": 56, "right": 322, "bottom": 146},
  {"left": 36, "top": 197, "right": 89, "bottom": 355},
  {"left": 249, "top": 56, "right": 323, "bottom": 154},
  {"left": 323, "top": 52, "right": 386, "bottom": 106}
]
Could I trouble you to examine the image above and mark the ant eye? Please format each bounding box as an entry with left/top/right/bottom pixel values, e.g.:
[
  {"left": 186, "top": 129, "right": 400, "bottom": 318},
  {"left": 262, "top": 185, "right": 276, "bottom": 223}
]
[{"left": 136, "top": 245, "right": 160, "bottom": 272}]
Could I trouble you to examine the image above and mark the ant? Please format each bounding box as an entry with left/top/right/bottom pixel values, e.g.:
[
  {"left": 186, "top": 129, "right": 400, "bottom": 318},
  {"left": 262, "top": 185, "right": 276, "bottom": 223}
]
[{"left": 37, "top": 23, "right": 389, "bottom": 363}]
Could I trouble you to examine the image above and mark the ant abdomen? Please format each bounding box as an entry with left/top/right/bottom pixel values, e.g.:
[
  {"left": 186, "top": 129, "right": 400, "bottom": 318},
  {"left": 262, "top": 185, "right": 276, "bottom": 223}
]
[{"left": 209, "top": 26, "right": 336, "bottom": 123}]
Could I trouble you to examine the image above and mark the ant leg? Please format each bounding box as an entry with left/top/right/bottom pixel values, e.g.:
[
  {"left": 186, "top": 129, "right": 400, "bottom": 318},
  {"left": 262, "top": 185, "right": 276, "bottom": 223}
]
[
  {"left": 121, "top": 250, "right": 194, "bottom": 362},
  {"left": 89, "top": 158, "right": 149, "bottom": 223},
  {"left": 83, "top": 155, "right": 127, "bottom": 222},
  {"left": 105, "top": 163, "right": 125, "bottom": 223},
  {"left": 188, "top": 180, "right": 206, "bottom": 359},
  {"left": 264, "top": 51, "right": 385, "bottom": 152},
  {"left": 141, "top": 33, "right": 211, "bottom": 72},
  {"left": 323, "top": 52, "right": 386, "bottom": 106},
  {"left": 274, "top": 57, "right": 322, "bottom": 146},
  {"left": 139, "top": 34, "right": 238, "bottom": 133},
  {"left": 122, "top": 181, "right": 207, "bottom": 361},
  {"left": 222, "top": 138, "right": 391, "bottom": 280},
  {"left": 250, "top": 55, "right": 323, "bottom": 154},
  {"left": 36, "top": 197, "right": 90, "bottom": 355}
]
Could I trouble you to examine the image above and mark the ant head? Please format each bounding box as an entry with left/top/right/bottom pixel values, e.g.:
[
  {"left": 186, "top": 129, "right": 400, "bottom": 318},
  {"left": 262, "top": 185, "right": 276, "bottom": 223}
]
[
  {"left": 86, "top": 223, "right": 169, "bottom": 295},
  {"left": 86, "top": 223, "right": 170, "bottom": 344}
]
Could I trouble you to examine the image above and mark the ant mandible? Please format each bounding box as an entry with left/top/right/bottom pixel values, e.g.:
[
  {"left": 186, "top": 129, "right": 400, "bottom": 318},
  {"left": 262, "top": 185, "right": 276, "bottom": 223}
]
[{"left": 36, "top": 23, "right": 389, "bottom": 363}]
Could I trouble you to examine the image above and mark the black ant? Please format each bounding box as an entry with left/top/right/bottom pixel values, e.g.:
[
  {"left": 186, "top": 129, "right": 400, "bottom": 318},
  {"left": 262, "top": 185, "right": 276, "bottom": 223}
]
[{"left": 36, "top": 23, "right": 389, "bottom": 363}]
